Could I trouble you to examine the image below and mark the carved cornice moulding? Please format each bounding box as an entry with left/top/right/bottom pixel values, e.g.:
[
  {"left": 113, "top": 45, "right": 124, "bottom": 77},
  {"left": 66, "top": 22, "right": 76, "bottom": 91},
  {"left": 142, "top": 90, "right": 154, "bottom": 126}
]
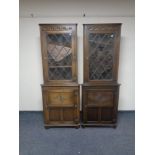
[{"left": 40, "top": 25, "right": 73, "bottom": 31}]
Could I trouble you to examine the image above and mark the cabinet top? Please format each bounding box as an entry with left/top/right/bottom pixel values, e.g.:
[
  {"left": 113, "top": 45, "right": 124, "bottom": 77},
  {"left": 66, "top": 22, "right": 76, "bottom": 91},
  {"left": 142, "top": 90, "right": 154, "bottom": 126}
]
[
  {"left": 39, "top": 23, "right": 77, "bottom": 26},
  {"left": 83, "top": 23, "right": 122, "bottom": 25}
]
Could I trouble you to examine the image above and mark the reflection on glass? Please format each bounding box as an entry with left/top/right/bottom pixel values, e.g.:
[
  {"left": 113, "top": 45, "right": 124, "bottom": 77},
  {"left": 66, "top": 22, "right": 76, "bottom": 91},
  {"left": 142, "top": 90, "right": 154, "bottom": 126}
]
[{"left": 46, "top": 33, "right": 72, "bottom": 80}]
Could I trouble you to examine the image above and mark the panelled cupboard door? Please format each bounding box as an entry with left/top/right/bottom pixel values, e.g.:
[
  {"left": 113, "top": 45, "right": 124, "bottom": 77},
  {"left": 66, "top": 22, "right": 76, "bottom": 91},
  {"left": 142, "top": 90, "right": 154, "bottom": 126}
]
[
  {"left": 83, "top": 24, "right": 121, "bottom": 84},
  {"left": 39, "top": 24, "right": 77, "bottom": 84},
  {"left": 42, "top": 86, "right": 80, "bottom": 126},
  {"left": 82, "top": 85, "right": 119, "bottom": 126}
]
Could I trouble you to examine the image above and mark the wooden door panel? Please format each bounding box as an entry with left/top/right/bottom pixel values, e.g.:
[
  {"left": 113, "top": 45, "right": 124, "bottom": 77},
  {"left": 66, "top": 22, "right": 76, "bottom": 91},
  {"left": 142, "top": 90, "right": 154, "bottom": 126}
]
[
  {"left": 42, "top": 86, "right": 80, "bottom": 125},
  {"left": 101, "top": 108, "right": 113, "bottom": 121},
  {"left": 87, "top": 107, "right": 98, "bottom": 121},
  {"left": 47, "top": 92, "right": 75, "bottom": 105},
  {"left": 87, "top": 91, "right": 113, "bottom": 107},
  {"left": 86, "top": 107, "right": 113, "bottom": 122},
  {"left": 45, "top": 88, "right": 78, "bottom": 106},
  {"left": 49, "top": 109, "right": 61, "bottom": 121},
  {"left": 82, "top": 85, "right": 119, "bottom": 125},
  {"left": 48, "top": 108, "right": 75, "bottom": 122},
  {"left": 48, "top": 92, "right": 62, "bottom": 105},
  {"left": 63, "top": 108, "right": 74, "bottom": 121}
]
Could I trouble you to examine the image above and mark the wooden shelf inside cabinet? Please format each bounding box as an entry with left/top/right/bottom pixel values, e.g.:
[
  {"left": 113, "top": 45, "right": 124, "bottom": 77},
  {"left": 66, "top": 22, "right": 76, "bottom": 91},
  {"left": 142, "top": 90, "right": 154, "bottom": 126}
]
[{"left": 39, "top": 24, "right": 79, "bottom": 128}]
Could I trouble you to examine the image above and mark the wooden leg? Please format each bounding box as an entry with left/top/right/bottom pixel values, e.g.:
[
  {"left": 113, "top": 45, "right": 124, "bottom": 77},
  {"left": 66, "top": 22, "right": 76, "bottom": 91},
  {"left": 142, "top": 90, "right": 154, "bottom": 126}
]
[
  {"left": 75, "top": 125, "right": 80, "bottom": 129},
  {"left": 113, "top": 124, "right": 117, "bottom": 128},
  {"left": 81, "top": 125, "right": 85, "bottom": 128},
  {"left": 44, "top": 126, "right": 50, "bottom": 129}
]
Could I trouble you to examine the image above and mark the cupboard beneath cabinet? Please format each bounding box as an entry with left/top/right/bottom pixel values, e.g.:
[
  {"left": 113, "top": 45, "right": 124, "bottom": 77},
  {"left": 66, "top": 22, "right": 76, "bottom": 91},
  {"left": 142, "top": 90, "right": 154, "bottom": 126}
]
[{"left": 42, "top": 85, "right": 80, "bottom": 127}]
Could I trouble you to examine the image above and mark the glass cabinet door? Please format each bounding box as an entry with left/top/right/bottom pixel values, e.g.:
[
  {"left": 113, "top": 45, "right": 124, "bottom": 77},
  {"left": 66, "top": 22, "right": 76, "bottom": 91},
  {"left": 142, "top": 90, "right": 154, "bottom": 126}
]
[
  {"left": 40, "top": 24, "right": 77, "bottom": 83},
  {"left": 46, "top": 33, "right": 72, "bottom": 80},
  {"left": 89, "top": 33, "right": 115, "bottom": 80},
  {"left": 84, "top": 24, "right": 121, "bottom": 83}
]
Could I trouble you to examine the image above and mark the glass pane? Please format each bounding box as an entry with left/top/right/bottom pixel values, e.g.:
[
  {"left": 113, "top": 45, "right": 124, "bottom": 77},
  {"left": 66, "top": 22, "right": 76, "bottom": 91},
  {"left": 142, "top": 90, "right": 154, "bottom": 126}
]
[
  {"left": 89, "top": 33, "right": 115, "bottom": 80},
  {"left": 46, "top": 33, "right": 72, "bottom": 80},
  {"left": 48, "top": 67, "right": 72, "bottom": 80}
]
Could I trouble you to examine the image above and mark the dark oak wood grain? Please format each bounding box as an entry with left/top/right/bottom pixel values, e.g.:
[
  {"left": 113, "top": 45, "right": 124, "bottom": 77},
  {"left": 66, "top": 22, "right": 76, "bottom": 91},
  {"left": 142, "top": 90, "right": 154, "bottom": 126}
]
[
  {"left": 82, "top": 24, "right": 121, "bottom": 127},
  {"left": 39, "top": 24, "right": 80, "bottom": 128},
  {"left": 82, "top": 84, "right": 120, "bottom": 126}
]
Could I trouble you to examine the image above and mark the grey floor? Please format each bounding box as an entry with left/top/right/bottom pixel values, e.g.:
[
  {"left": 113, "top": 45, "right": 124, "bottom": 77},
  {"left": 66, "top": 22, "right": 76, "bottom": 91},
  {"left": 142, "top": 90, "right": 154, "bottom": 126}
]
[{"left": 19, "top": 112, "right": 135, "bottom": 155}]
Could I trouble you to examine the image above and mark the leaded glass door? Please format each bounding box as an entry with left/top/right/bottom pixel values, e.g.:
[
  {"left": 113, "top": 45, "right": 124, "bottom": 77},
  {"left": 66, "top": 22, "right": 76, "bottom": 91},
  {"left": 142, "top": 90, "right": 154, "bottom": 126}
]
[
  {"left": 83, "top": 24, "right": 121, "bottom": 83},
  {"left": 40, "top": 24, "right": 77, "bottom": 84}
]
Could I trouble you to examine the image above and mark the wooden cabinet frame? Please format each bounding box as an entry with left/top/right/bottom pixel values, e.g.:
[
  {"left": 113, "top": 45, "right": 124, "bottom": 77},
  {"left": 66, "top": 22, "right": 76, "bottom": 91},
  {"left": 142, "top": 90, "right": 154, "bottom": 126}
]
[
  {"left": 39, "top": 24, "right": 80, "bottom": 128},
  {"left": 82, "top": 24, "right": 121, "bottom": 127}
]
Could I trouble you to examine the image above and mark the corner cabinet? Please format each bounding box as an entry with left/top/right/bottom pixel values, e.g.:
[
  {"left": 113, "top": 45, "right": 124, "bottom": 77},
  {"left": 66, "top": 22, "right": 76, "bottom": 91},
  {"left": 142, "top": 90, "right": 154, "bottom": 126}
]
[
  {"left": 39, "top": 24, "right": 80, "bottom": 128},
  {"left": 82, "top": 24, "right": 121, "bottom": 127}
]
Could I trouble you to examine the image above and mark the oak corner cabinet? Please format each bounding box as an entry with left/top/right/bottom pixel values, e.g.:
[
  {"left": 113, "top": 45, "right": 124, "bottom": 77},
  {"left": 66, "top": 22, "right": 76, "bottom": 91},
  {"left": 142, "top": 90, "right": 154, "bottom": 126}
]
[
  {"left": 82, "top": 24, "right": 121, "bottom": 127},
  {"left": 39, "top": 24, "right": 80, "bottom": 128}
]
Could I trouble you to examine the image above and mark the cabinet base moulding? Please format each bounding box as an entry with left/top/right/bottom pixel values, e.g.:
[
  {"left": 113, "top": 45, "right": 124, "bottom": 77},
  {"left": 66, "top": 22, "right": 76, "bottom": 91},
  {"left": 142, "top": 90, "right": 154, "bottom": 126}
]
[
  {"left": 44, "top": 124, "right": 80, "bottom": 129},
  {"left": 81, "top": 123, "right": 117, "bottom": 128}
]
